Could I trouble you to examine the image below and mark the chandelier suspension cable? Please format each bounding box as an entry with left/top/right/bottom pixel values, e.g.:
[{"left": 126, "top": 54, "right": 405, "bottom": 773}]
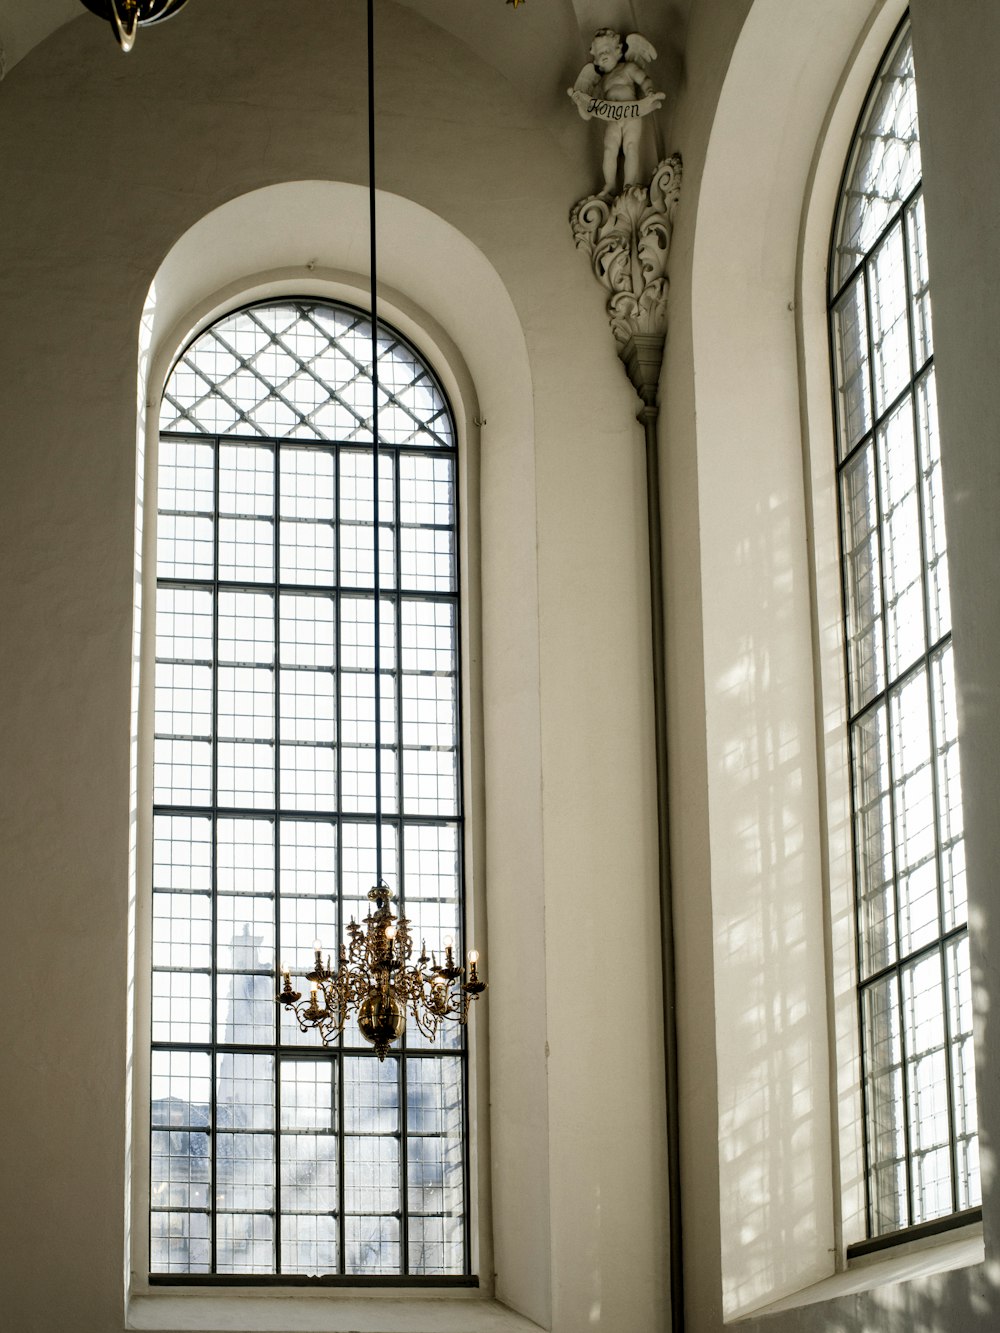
[
  {"left": 367, "top": 0, "right": 384, "bottom": 891},
  {"left": 277, "top": 0, "right": 486, "bottom": 1059}
]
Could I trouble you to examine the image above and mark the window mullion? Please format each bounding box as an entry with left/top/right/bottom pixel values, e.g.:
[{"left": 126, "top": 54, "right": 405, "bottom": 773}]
[
  {"left": 210, "top": 433, "right": 221, "bottom": 1273},
  {"left": 272, "top": 438, "right": 283, "bottom": 1274},
  {"left": 334, "top": 436, "right": 346, "bottom": 1278}
]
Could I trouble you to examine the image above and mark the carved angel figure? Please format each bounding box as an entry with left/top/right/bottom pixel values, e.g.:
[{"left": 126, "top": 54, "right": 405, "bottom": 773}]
[{"left": 568, "top": 29, "right": 665, "bottom": 196}]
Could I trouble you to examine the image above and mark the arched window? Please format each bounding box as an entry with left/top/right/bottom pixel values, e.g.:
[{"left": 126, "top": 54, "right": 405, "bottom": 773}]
[
  {"left": 829, "top": 20, "right": 979, "bottom": 1241},
  {"left": 148, "top": 298, "right": 471, "bottom": 1280}
]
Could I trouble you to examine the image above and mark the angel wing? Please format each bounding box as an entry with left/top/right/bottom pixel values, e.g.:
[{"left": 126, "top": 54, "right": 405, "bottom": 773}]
[
  {"left": 572, "top": 62, "right": 602, "bottom": 95},
  {"left": 624, "top": 33, "right": 657, "bottom": 68}
]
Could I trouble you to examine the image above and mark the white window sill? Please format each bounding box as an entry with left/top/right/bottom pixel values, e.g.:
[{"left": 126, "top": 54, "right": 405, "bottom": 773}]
[
  {"left": 127, "top": 1291, "right": 546, "bottom": 1333},
  {"left": 737, "top": 1222, "right": 984, "bottom": 1320}
]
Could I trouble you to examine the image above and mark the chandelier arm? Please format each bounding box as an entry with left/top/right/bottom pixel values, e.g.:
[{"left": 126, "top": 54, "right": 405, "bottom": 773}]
[{"left": 409, "top": 992, "right": 441, "bottom": 1042}]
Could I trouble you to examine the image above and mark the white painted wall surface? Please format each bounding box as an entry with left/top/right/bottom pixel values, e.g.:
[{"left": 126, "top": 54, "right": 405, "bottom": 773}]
[
  {"left": 664, "top": 0, "right": 1000, "bottom": 1328},
  {"left": 0, "top": 3, "right": 663, "bottom": 1331},
  {"left": 3, "top": 1, "right": 1000, "bottom": 1331}
]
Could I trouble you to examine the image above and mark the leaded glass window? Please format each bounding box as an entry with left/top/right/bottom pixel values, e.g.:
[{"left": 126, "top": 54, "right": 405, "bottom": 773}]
[
  {"left": 149, "top": 299, "right": 470, "bottom": 1279},
  {"left": 829, "top": 23, "right": 979, "bottom": 1239}
]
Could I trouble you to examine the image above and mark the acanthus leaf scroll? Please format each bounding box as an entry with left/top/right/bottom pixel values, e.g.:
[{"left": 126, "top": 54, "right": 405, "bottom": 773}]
[{"left": 570, "top": 153, "right": 683, "bottom": 349}]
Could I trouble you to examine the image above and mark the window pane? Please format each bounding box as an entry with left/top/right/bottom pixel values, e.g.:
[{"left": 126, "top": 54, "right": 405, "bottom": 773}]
[
  {"left": 878, "top": 395, "right": 925, "bottom": 680},
  {"left": 902, "top": 953, "right": 952, "bottom": 1222},
  {"left": 906, "top": 192, "right": 933, "bottom": 367},
  {"left": 159, "top": 438, "right": 214, "bottom": 515},
  {"left": 831, "top": 27, "right": 977, "bottom": 1240},
  {"left": 832, "top": 276, "right": 872, "bottom": 458},
  {"left": 407, "top": 1056, "right": 465, "bottom": 1274},
  {"left": 889, "top": 670, "right": 938, "bottom": 957},
  {"left": 280, "top": 1061, "right": 339, "bottom": 1274},
  {"left": 840, "top": 443, "right": 884, "bottom": 711},
  {"left": 863, "top": 975, "right": 906, "bottom": 1233},
  {"left": 220, "top": 444, "right": 274, "bottom": 517},
  {"left": 946, "top": 936, "right": 980, "bottom": 1210},
  {"left": 852, "top": 705, "right": 896, "bottom": 976},
  {"left": 155, "top": 662, "right": 213, "bottom": 740},
  {"left": 915, "top": 368, "right": 950, "bottom": 642},
  {"left": 931, "top": 646, "right": 966, "bottom": 930},
  {"left": 161, "top": 303, "right": 453, "bottom": 446},
  {"left": 279, "top": 448, "right": 335, "bottom": 521},
  {"left": 833, "top": 29, "right": 921, "bottom": 289},
  {"left": 218, "top": 667, "right": 274, "bottom": 742},
  {"left": 280, "top": 518, "right": 336, "bottom": 586},
  {"left": 153, "top": 815, "right": 212, "bottom": 893},
  {"left": 869, "top": 222, "right": 910, "bottom": 417},
  {"left": 156, "top": 588, "right": 213, "bottom": 664},
  {"left": 158, "top": 514, "right": 214, "bottom": 580},
  {"left": 153, "top": 301, "right": 466, "bottom": 1278},
  {"left": 219, "top": 591, "right": 275, "bottom": 666}
]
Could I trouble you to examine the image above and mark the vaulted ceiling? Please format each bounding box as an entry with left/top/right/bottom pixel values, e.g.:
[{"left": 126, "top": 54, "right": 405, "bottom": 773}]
[{"left": 0, "top": 0, "right": 691, "bottom": 118}]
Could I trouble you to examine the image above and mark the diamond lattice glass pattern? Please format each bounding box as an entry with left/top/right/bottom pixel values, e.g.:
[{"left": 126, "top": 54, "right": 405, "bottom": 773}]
[
  {"left": 829, "top": 28, "right": 979, "bottom": 1239},
  {"left": 833, "top": 26, "right": 922, "bottom": 292},
  {"left": 152, "top": 300, "right": 467, "bottom": 1278},
  {"left": 161, "top": 303, "right": 453, "bottom": 448}
]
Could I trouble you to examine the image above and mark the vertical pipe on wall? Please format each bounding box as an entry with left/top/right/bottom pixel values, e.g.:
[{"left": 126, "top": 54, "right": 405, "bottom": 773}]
[
  {"left": 621, "top": 334, "right": 684, "bottom": 1331},
  {"left": 643, "top": 399, "right": 684, "bottom": 1333}
]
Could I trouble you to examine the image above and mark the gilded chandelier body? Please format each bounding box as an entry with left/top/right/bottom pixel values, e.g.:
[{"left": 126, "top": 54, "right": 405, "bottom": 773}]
[{"left": 277, "top": 884, "right": 486, "bottom": 1060}]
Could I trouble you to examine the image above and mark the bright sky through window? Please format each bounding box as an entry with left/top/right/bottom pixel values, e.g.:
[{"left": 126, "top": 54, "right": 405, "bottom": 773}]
[
  {"left": 150, "top": 300, "right": 470, "bottom": 1279},
  {"left": 830, "top": 25, "right": 979, "bottom": 1238}
]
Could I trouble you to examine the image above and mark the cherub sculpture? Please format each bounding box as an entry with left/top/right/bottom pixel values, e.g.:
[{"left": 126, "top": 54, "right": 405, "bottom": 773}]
[{"left": 568, "top": 29, "right": 665, "bottom": 196}]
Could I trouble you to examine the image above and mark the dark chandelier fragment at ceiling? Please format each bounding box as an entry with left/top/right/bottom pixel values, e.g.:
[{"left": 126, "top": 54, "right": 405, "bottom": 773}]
[
  {"left": 78, "top": 0, "right": 525, "bottom": 52},
  {"left": 78, "top": 0, "right": 190, "bottom": 52}
]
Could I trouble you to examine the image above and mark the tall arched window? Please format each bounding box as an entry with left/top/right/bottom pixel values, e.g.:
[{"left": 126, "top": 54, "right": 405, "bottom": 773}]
[
  {"left": 148, "top": 299, "right": 471, "bottom": 1280},
  {"left": 830, "top": 21, "right": 979, "bottom": 1241}
]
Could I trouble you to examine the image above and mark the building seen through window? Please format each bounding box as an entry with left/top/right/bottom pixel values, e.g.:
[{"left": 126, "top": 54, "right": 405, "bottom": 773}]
[
  {"left": 829, "top": 20, "right": 980, "bottom": 1239},
  {"left": 149, "top": 299, "right": 470, "bottom": 1278}
]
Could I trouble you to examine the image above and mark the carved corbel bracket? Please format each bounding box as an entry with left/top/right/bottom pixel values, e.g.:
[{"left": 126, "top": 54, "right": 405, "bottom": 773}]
[{"left": 570, "top": 153, "right": 682, "bottom": 405}]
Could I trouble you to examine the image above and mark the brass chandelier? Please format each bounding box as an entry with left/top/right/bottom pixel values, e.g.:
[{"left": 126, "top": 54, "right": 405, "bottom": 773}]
[{"left": 277, "top": 883, "right": 485, "bottom": 1060}]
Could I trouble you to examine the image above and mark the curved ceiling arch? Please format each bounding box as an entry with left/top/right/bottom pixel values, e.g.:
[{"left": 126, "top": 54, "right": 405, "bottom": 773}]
[{"left": 0, "top": 1, "right": 689, "bottom": 126}]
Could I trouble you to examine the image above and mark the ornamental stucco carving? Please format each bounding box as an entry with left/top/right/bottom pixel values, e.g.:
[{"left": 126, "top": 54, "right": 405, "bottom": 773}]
[
  {"left": 568, "top": 28, "right": 665, "bottom": 196},
  {"left": 570, "top": 153, "right": 682, "bottom": 352}
]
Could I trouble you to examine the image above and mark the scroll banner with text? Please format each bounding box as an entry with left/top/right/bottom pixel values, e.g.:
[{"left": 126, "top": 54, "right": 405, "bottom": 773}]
[{"left": 586, "top": 94, "right": 660, "bottom": 122}]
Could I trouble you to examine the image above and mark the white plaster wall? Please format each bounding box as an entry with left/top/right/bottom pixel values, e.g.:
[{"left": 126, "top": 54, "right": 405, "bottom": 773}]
[
  {"left": 0, "top": 3, "right": 665, "bottom": 1331},
  {"left": 5, "top": 1, "right": 1000, "bottom": 1331},
  {"left": 663, "top": 0, "right": 1000, "bottom": 1327}
]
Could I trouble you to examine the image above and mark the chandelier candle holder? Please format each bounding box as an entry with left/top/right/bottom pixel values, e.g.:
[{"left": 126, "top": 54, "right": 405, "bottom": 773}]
[{"left": 277, "top": 883, "right": 486, "bottom": 1060}]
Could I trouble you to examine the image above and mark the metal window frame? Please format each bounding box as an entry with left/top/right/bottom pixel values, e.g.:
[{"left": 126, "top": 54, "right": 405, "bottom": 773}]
[
  {"left": 827, "top": 16, "right": 976, "bottom": 1245},
  {"left": 149, "top": 297, "right": 474, "bottom": 1284}
]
